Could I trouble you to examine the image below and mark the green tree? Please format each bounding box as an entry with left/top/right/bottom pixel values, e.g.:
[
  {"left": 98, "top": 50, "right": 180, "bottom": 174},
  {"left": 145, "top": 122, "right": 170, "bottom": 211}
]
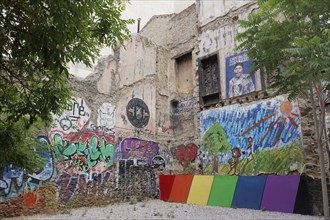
[
  {"left": 0, "top": 118, "right": 50, "bottom": 172},
  {"left": 201, "top": 122, "right": 231, "bottom": 173},
  {"left": 0, "top": 0, "right": 133, "bottom": 171},
  {"left": 236, "top": 0, "right": 330, "bottom": 218}
]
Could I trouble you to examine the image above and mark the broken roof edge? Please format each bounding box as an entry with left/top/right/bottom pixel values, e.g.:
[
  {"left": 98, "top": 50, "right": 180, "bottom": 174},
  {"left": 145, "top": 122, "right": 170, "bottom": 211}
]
[
  {"left": 169, "top": 3, "right": 196, "bottom": 22},
  {"left": 139, "top": 13, "right": 177, "bottom": 33},
  {"left": 140, "top": 2, "right": 196, "bottom": 33}
]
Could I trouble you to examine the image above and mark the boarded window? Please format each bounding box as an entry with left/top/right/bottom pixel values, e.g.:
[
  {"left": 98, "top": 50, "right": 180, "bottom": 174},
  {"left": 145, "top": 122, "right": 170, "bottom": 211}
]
[
  {"left": 199, "top": 54, "right": 220, "bottom": 107},
  {"left": 175, "top": 53, "right": 193, "bottom": 93}
]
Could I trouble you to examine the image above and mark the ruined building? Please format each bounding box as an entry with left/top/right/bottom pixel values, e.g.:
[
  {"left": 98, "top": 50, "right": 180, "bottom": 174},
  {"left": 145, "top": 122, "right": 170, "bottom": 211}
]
[{"left": 1, "top": 0, "right": 329, "bottom": 217}]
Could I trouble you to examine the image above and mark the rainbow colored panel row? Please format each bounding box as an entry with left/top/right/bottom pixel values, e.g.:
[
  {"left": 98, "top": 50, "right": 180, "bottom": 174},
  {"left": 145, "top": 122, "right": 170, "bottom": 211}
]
[{"left": 159, "top": 175, "right": 301, "bottom": 213}]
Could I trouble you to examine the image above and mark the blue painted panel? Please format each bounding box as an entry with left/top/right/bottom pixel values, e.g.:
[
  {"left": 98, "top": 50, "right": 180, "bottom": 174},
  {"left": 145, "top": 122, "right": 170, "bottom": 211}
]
[{"left": 232, "top": 176, "right": 267, "bottom": 210}]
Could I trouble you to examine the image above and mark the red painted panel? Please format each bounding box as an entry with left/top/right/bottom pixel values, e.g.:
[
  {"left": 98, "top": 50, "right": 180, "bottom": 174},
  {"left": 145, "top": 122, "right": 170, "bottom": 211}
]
[
  {"left": 168, "top": 175, "right": 194, "bottom": 203},
  {"left": 159, "top": 175, "right": 176, "bottom": 201}
]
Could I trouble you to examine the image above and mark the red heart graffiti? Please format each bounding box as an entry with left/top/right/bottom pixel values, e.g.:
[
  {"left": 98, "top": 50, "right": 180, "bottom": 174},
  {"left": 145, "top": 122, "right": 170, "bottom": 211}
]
[{"left": 175, "top": 143, "right": 198, "bottom": 162}]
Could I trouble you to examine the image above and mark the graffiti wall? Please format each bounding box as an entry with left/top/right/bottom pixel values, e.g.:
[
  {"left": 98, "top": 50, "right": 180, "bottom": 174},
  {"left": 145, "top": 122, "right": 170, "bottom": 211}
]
[
  {"left": 199, "top": 25, "right": 235, "bottom": 57},
  {"left": 49, "top": 97, "right": 117, "bottom": 204},
  {"left": 0, "top": 136, "right": 54, "bottom": 203},
  {"left": 52, "top": 97, "right": 91, "bottom": 133},
  {"left": 97, "top": 103, "right": 116, "bottom": 131},
  {"left": 118, "top": 138, "right": 159, "bottom": 164},
  {"left": 171, "top": 96, "right": 197, "bottom": 114},
  {"left": 51, "top": 129, "right": 115, "bottom": 177},
  {"left": 0, "top": 97, "right": 119, "bottom": 215},
  {"left": 200, "top": 96, "right": 304, "bottom": 175}
]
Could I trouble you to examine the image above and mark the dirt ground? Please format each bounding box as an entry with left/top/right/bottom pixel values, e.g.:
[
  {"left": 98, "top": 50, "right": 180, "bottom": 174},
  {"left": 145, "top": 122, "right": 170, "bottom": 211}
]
[{"left": 6, "top": 199, "right": 323, "bottom": 220}]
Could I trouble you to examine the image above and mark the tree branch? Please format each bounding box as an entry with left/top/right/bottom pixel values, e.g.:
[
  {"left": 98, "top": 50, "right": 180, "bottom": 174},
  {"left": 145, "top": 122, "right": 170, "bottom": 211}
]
[{"left": 0, "top": 61, "right": 29, "bottom": 98}]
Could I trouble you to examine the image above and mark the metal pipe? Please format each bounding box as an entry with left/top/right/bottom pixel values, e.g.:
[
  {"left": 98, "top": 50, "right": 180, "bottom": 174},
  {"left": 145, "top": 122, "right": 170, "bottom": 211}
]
[{"left": 137, "top": 18, "right": 141, "bottom": 33}]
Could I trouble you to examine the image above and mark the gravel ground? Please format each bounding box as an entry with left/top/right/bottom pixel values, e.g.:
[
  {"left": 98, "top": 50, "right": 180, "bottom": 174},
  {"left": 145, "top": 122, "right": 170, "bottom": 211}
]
[{"left": 6, "top": 199, "right": 323, "bottom": 220}]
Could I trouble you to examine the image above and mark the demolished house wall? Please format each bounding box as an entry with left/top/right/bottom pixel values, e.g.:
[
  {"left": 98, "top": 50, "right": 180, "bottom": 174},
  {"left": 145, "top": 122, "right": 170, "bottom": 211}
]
[
  {"left": 0, "top": 4, "right": 199, "bottom": 218},
  {"left": 1, "top": 1, "right": 328, "bottom": 218}
]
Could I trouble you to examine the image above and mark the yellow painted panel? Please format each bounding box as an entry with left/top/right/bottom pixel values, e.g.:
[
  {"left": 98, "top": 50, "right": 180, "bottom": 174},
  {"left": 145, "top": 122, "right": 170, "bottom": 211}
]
[{"left": 187, "top": 175, "right": 214, "bottom": 205}]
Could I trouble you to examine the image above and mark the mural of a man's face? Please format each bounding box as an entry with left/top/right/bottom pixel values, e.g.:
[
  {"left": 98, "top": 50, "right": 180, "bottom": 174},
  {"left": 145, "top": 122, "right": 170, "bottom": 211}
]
[{"left": 234, "top": 64, "right": 243, "bottom": 77}]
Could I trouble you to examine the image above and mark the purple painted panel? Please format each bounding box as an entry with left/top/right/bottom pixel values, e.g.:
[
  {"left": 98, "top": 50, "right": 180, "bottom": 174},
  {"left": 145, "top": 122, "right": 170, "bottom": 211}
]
[
  {"left": 119, "top": 138, "right": 159, "bottom": 164},
  {"left": 261, "top": 175, "right": 300, "bottom": 213}
]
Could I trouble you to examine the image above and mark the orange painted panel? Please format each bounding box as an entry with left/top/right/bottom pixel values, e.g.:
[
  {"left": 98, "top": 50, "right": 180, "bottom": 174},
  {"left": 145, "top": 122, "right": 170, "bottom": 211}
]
[{"left": 168, "top": 175, "right": 194, "bottom": 203}]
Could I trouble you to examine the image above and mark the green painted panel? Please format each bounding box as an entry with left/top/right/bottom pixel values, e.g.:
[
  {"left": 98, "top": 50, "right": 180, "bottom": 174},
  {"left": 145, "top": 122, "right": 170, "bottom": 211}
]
[{"left": 208, "top": 176, "right": 238, "bottom": 207}]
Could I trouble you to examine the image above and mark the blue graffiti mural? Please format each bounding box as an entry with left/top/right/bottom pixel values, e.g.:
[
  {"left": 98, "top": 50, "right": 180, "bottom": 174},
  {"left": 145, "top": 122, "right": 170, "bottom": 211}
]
[
  {"left": 200, "top": 96, "right": 303, "bottom": 164},
  {"left": 0, "top": 136, "right": 54, "bottom": 201},
  {"left": 28, "top": 136, "right": 54, "bottom": 183}
]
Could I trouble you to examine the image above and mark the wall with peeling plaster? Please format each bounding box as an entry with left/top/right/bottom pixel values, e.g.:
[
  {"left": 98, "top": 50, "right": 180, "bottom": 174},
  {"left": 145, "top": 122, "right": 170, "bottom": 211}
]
[
  {"left": 1, "top": 1, "right": 328, "bottom": 218},
  {"left": 197, "top": 0, "right": 254, "bottom": 27}
]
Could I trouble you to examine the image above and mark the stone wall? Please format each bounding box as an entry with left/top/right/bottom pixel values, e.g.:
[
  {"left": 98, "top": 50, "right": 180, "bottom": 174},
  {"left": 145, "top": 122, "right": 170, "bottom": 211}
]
[{"left": 139, "top": 14, "right": 176, "bottom": 47}]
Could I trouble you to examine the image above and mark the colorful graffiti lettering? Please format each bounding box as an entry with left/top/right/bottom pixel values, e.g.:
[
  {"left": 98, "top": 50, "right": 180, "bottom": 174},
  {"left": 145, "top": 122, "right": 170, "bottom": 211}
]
[
  {"left": 56, "top": 172, "right": 78, "bottom": 203},
  {"left": 119, "top": 138, "right": 159, "bottom": 164},
  {"left": 53, "top": 133, "right": 115, "bottom": 173},
  {"left": 28, "top": 136, "right": 54, "bottom": 183},
  {"left": 0, "top": 167, "right": 24, "bottom": 198}
]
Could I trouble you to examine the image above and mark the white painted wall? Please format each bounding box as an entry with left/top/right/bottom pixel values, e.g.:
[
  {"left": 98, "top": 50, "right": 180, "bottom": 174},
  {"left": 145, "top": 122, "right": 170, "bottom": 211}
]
[
  {"left": 118, "top": 36, "right": 157, "bottom": 88},
  {"left": 197, "top": 0, "right": 253, "bottom": 27}
]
